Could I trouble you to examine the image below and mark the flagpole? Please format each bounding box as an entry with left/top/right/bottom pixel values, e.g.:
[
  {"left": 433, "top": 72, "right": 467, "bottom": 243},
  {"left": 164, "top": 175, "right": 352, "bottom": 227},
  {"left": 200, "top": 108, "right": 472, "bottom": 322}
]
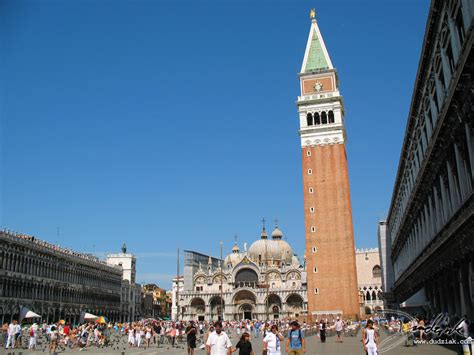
[
  {"left": 176, "top": 247, "right": 180, "bottom": 321},
  {"left": 220, "top": 241, "right": 223, "bottom": 321}
]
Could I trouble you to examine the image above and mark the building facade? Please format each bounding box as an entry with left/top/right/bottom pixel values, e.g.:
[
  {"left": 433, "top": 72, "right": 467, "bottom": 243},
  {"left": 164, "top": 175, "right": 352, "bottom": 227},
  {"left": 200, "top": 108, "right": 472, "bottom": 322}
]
[
  {"left": 142, "top": 284, "right": 169, "bottom": 319},
  {"left": 356, "top": 248, "right": 384, "bottom": 316},
  {"left": 296, "top": 11, "right": 359, "bottom": 319},
  {"left": 171, "top": 275, "right": 184, "bottom": 321},
  {"left": 0, "top": 230, "right": 123, "bottom": 324},
  {"left": 386, "top": 0, "right": 474, "bottom": 318},
  {"left": 175, "top": 226, "right": 307, "bottom": 322},
  {"left": 106, "top": 248, "right": 142, "bottom": 322},
  {"left": 377, "top": 220, "right": 396, "bottom": 309}
]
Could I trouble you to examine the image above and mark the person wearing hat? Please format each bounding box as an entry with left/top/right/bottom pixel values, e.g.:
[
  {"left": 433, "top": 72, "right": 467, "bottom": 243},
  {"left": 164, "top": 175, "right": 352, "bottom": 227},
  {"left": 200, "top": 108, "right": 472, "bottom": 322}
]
[{"left": 286, "top": 321, "right": 305, "bottom": 355}]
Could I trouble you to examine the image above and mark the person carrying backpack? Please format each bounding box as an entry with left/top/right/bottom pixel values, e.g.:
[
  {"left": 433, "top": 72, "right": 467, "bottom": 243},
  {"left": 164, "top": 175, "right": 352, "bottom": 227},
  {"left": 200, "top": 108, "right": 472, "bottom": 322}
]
[{"left": 285, "top": 321, "right": 305, "bottom": 355}]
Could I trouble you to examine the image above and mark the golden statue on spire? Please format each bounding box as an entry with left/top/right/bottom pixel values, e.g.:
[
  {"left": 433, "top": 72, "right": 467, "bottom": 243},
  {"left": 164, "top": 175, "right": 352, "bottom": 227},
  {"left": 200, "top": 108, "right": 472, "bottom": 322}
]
[{"left": 310, "top": 8, "right": 316, "bottom": 19}]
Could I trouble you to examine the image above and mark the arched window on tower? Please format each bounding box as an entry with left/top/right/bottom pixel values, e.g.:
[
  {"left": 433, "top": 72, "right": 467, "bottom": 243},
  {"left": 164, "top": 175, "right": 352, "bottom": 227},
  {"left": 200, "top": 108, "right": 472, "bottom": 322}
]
[
  {"left": 314, "top": 112, "right": 320, "bottom": 125},
  {"left": 306, "top": 113, "right": 313, "bottom": 126},
  {"left": 328, "top": 110, "right": 335, "bottom": 124},
  {"left": 321, "top": 111, "right": 328, "bottom": 124}
]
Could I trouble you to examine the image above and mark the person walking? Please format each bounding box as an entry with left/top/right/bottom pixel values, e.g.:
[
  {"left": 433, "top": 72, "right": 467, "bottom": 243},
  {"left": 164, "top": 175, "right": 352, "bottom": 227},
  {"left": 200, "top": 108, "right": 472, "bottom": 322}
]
[
  {"left": 402, "top": 319, "right": 412, "bottom": 347},
  {"left": 128, "top": 327, "right": 135, "bottom": 348},
  {"left": 14, "top": 320, "right": 21, "bottom": 348},
  {"left": 136, "top": 326, "right": 143, "bottom": 348},
  {"left": 362, "top": 319, "right": 379, "bottom": 355},
  {"left": 206, "top": 321, "right": 232, "bottom": 355},
  {"left": 28, "top": 323, "right": 38, "bottom": 350},
  {"left": 253, "top": 321, "right": 260, "bottom": 339},
  {"left": 2, "top": 322, "right": 8, "bottom": 347},
  {"left": 319, "top": 320, "right": 326, "bottom": 343},
  {"left": 263, "top": 324, "right": 284, "bottom": 355},
  {"left": 186, "top": 321, "right": 197, "bottom": 355},
  {"left": 169, "top": 325, "right": 177, "bottom": 347},
  {"left": 145, "top": 326, "right": 152, "bottom": 349},
  {"left": 153, "top": 322, "right": 161, "bottom": 346},
  {"left": 335, "top": 317, "right": 344, "bottom": 343},
  {"left": 5, "top": 320, "right": 17, "bottom": 349},
  {"left": 286, "top": 321, "right": 305, "bottom": 355},
  {"left": 232, "top": 332, "right": 253, "bottom": 355},
  {"left": 49, "top": 325, "right": 59, "bottom": 353}
]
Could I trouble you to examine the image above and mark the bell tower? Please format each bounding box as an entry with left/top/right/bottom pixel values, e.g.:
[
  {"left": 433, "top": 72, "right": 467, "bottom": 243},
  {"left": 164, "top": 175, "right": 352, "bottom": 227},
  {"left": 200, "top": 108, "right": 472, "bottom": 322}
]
[{"left": 297, "top": 10, "right": 359, "bottom": 319}]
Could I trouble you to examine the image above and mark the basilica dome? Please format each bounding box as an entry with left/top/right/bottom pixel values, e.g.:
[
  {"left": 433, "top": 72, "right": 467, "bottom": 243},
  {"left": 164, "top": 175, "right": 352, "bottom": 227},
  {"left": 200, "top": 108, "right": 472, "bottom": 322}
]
[
  {"left": 274, "top": 239, "right": 294, "bottom": 264},
  {"left": 271, "top": 227, "right": 283, "bottom": 239},
  {"left": 224, "top": 243, "right": 242, "bottom": 267},
  {"left": 224, "top": 253, "right": 242, "bottom": 267},
  {"left": 248, "top": 238, "right": 282, "bottom": 262},
  {"left": 292, "top": 255, "right": 301, "bottom": 266}
]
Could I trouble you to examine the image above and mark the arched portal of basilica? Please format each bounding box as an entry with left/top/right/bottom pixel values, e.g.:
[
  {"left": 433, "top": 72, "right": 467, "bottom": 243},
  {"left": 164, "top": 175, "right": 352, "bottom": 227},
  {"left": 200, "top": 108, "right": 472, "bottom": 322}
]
[{"left": 179, "top": 225, "right": 308, "bottom": 321}]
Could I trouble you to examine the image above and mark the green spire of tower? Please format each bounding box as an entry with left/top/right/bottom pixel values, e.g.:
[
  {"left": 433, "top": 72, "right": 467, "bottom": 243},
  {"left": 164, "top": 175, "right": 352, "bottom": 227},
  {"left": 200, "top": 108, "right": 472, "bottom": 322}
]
[{"left": 304, "top": 28, "right": 330, "bottom": 72}]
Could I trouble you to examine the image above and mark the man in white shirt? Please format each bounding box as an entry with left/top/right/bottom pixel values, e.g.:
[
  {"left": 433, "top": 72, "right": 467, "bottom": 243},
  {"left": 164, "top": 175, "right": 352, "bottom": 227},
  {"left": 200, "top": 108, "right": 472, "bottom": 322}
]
[
  {"left": 206, "top": 322, "right": 231, "bottom": 355},
  {"left": 5, "top": 320, "right": 17, "bottom": 349},
  {"left": 335, "top": 317, "right": 344, "bottom": 343}
]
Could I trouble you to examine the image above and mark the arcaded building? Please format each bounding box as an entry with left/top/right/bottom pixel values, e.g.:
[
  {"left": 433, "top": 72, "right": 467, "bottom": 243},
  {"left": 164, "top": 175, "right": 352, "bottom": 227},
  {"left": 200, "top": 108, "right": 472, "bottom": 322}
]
[
  {"left": 296, "top": 11, "right": 359, "bottom": 319},
  {"left": 178, "top": 225, "right": 307, "bottom": 321},
  {"left": 386, "top": 0, "right": 474, "bottom": 317},
  {"left": 0, "top": 230, "right": 123, "bottom": 323}
]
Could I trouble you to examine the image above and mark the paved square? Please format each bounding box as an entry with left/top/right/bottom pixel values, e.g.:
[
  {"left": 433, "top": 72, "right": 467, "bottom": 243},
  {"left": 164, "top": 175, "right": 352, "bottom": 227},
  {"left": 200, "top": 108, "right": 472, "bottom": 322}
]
[{"left": 1, "top": 328, "right": 459, "bottom": 354}]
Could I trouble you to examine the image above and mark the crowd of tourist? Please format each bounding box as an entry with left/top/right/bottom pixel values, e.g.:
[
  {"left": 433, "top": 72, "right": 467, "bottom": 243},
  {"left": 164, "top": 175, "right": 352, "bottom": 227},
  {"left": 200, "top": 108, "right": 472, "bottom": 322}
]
[
  {"left": 1, "top": 313, "right": 472, "bottom": 353},
  {"left": 1, "top": 316, "right": 360, "bottom": 353}
]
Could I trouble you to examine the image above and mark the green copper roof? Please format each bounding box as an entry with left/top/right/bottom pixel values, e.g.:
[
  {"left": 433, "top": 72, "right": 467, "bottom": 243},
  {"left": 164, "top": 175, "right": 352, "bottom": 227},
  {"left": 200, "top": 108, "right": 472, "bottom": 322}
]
[{"left": 304, "top": 29, "right": 329, "bottom": 72}]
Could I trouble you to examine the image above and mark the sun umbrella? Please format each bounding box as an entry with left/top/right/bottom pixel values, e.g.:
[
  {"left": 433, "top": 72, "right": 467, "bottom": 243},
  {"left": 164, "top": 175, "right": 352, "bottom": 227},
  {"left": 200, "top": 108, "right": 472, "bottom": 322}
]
[
  {"left": 83, "top": 312, "right": 99, "bottom": 320},
  {"left": 19, "top": 307, "right": 41, "bottom": 323},
  {"left": 96, "top": 316, "right": 108, "bottom": 324},
  {"left": 24, "top": 311, "right": 41, "bottom": 319},
  {"left": 58, "top": 319, "right": 65, "bottom": 325}
]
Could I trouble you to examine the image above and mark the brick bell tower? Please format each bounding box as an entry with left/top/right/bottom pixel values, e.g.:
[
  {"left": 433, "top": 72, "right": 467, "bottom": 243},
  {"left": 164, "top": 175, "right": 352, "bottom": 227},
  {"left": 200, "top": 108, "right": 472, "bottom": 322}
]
[{"left": 297, "top": 9, "right": 359, "bottom": 320}]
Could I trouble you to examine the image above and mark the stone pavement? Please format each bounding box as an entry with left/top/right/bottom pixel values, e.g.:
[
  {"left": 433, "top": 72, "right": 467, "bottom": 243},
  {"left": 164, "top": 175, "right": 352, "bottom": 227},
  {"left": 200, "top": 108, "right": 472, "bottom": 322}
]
[{"left": 1, "top": 331, "right": 459, "bottom": 354}]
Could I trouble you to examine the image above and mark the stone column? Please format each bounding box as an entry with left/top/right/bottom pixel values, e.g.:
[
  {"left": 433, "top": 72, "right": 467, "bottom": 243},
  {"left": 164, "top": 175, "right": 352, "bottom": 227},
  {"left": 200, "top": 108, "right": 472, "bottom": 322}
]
[
  {"left": 460, "top": 262, "right": 473, "bottom": 317},
  {"left": 465, "top": 123, "right": 474, "bottom": 180},
  {"left": 439, "top": 48, "right": 451, "bottom": 89},
  {"left": 446, "top": 160, "right": 460, "bottom": 211},
  {"left": 445, "top": 270, "right": 456, "bottom": 315},
  {"left": 460, "top": 0, "right": 473, "bottom": 30},
  {"left": 452, "top": 266, "right": 462, "bottom": 316}
]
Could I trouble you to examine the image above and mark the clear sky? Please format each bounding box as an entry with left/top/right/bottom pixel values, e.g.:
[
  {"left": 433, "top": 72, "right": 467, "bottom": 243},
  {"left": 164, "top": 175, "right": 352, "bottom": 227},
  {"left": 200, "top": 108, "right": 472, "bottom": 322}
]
[{"left": 1, "top": 0, "right": 430, "bottom": 289}]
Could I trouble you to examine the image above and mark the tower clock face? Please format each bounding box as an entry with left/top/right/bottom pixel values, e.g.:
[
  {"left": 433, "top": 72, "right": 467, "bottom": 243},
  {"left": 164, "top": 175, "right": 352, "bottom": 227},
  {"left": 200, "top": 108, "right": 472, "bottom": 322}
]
[{"left": 314, "top": 82, "right": 323, "bottom": 92}]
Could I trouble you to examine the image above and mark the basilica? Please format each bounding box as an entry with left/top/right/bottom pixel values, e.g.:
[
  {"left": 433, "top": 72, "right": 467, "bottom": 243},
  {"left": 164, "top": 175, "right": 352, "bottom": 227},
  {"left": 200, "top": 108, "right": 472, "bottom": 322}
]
[{"left": 178, "top": 225, "right": 307, "bottom": 321}]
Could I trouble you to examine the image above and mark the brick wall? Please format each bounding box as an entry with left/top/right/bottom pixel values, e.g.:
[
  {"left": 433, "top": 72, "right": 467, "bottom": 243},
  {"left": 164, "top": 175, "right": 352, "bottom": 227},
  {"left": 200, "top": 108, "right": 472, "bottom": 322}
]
[{"left": 302, "top": 143, "right": 360, "bottom": 319}]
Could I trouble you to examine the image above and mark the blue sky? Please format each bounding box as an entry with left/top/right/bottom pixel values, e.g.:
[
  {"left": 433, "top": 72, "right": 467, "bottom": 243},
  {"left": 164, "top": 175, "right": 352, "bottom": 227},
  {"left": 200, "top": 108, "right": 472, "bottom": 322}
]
[{"left": 1, "top": 0, "right": 430, "bottom": 289}]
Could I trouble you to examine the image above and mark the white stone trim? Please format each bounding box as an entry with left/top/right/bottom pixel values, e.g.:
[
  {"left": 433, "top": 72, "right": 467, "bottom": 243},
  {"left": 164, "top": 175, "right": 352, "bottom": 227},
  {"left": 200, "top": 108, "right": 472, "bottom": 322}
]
[{"left": 301, "top": 130, "right": 345, "bottom": 147}]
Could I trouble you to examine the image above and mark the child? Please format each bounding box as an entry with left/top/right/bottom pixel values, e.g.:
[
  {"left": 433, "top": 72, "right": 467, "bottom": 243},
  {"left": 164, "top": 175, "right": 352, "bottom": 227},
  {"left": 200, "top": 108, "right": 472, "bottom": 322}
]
[{"left": 362, "top": 319, "right": 379, "bottom": 355}]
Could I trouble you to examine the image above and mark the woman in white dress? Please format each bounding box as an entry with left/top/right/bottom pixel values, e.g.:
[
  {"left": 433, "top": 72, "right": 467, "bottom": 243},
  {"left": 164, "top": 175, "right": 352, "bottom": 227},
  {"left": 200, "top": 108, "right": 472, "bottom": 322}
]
[
  {"left": 28, "top": 324, "right": 37, "bottom": 350},
  {"left": 128, "top": 326, "right": 136, "bottom": 347},
  {"left": 145, "top": 326, "right": 152, "bottom": 348},
  {"left": 136, "top": 326, "right": 144, "bottom": 348}
]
